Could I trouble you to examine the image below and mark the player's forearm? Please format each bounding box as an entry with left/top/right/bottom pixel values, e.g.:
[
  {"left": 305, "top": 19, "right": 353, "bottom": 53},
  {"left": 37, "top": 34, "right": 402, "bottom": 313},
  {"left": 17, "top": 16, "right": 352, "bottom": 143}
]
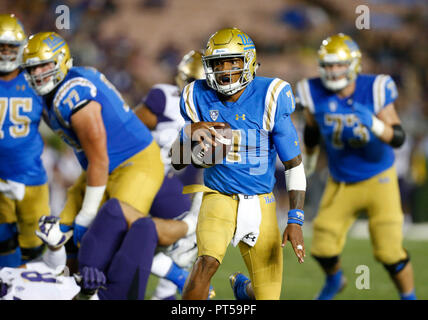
[
  {"left": 371, "top": 117, "right": 405, "bottom": 148},
  {"left": 134, "top": 104, "right": 158, "bottom": 130},
  {"left": 43, "top": 246, "right": 67, "bottom": 271},
  {"left": 283, "top": 155, "right": 307, "bottom": 225},
  {"left": 75, "top": 157, "right": 108, "bottom": 227},
  {"left": 85, "top": 158, "right": 109, "bottom": 186},
  {"left": 288, "top": 190, "right": 306, "bottom": 211}
]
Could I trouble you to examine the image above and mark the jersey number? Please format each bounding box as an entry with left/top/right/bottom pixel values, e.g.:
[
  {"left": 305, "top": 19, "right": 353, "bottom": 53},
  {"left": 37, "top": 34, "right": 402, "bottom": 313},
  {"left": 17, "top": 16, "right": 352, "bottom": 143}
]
[
  {"left": 0, "top": 97, "right": 33, "bottom": 139},
  {"left": 324, "top": 114, "right": 369, "bottom": 148},
  {"left": 226, "top": 130, "right": 242, "bottom": 163},
  {"left": 21, "top": 271, "right": 57, "bottom": 283}
]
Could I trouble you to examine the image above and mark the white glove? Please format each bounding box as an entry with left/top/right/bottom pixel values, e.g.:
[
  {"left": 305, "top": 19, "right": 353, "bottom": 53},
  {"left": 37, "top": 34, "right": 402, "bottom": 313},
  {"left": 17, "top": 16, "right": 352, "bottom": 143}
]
[
  {"left": 166, "top": 233, "right": 198, "bottom": 269},
  {"left": 35, "top": 216, "right": 73, "bottom": 249}
]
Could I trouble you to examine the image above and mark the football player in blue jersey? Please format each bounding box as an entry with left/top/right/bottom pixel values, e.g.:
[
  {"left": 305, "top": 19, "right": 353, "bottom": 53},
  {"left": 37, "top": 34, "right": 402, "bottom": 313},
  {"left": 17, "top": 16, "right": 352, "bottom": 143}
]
[
  {"left": 21, "top": 32, "right": 196, "bottom": 299},
  {"left": 0, "top": 14, "right": 50, "bottom": 267},
  {"left": 170, "top": 28, "right": 307, "bottom": 300},
  {"left": 296, "top": 33, "right": 416, "bottom": 300}
]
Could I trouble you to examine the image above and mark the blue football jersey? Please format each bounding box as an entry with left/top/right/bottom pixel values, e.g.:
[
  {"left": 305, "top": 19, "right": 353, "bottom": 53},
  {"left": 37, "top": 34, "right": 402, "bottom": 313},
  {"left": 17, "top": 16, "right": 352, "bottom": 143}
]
[
  {"left": 180, "top": 77, "right": 301, "bottom": 195},
  {"left": 43, "top": 67, "right": 153, "bottom": 173},
  {"left": 296, "top": 74, "right": 398, "bottom": 183},
  {"left": 0, "top": 71, "right": 47, "bottom": 185}
]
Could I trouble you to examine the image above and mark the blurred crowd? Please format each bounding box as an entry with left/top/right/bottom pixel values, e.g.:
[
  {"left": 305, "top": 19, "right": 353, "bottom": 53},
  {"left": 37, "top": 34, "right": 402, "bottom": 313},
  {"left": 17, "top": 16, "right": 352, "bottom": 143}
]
[{"left": 2, "top": 0, "right": 427, "bottom": 220}]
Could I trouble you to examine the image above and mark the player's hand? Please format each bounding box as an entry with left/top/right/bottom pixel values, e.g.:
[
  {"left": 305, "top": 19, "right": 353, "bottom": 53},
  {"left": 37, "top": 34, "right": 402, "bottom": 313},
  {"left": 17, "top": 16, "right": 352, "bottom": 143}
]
[
  {"left": 166, "top": 233, "right": 198, "bottom": 269},
  {"left": 187, "top": 122, "right": 226, "bottom": 150},
  {"left": 74, "top": 266, "right": 106, "bottom": 296},
  {"left": 35, "top": 215, "right": 73, "bottom": 249},
  {"left": 353, "top": 102, "right": 374, "bottom": 129},
  {"left": 73, "top": 223, "right": 88, "bottom": 247},
  {"left": 282, "top": 223, "right": 305, "bottom": 264}
]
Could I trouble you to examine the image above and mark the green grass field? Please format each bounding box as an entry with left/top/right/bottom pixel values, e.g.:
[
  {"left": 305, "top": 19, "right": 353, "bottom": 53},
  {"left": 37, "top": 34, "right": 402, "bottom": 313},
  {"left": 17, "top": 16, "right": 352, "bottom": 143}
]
[{"left": 146, "top": 237, "right": 428, "bottom": 300}]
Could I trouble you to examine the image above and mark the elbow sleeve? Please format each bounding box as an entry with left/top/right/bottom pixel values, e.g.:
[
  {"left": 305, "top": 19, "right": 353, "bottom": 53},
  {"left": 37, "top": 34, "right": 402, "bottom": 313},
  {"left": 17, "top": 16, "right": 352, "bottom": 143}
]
[{"left": 390, "top": 124, "right": 406, "bottom": 148}]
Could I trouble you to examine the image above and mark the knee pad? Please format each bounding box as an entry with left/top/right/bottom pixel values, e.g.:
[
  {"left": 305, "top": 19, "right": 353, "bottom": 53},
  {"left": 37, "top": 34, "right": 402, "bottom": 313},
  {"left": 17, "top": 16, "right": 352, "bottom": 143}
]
[
  {"left": 21, "top": 245, "right": 45, "bottom": 262},
  {"left": 312, "top": 255, "right": 339, "bottom": 270},
  {"left": 383, "top": 255, "right": 410, "bottom": 276},
  {"left": 0, "top": 223, "right": 19, "bottom": 254}
]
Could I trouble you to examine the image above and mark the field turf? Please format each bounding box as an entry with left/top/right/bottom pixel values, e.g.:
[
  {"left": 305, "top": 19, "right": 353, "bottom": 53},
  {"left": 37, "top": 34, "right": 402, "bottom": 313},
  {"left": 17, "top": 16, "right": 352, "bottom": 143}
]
[{"left": 146, "top": 237, "right": 428, "bottom": 300}]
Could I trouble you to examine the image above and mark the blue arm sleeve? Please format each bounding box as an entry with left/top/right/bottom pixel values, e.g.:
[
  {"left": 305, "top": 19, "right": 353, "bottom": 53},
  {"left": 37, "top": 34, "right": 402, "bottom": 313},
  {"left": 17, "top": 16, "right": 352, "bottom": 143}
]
[
  {"left": 274, "top": 83, "right": 296, "bottom": 124},
  {"left": 272, "top": 115, "right": 302, "bottom": 162},
  {"left": 384, "top": 75, "right": 398, "bottom": 107}
]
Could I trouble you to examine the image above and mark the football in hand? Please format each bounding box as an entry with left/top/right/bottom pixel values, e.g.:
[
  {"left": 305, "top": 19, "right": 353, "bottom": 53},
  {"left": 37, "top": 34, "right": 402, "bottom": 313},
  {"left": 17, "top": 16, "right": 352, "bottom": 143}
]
[{"left": 191, "top": 122, "right": 233, "bottom": 168}]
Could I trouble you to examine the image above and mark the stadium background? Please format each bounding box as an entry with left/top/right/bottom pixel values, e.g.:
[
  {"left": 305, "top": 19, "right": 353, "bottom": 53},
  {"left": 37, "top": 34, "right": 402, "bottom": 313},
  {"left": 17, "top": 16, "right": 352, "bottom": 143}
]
[{"left": 2, "top": 0, "right": 427, "bottom": 299}]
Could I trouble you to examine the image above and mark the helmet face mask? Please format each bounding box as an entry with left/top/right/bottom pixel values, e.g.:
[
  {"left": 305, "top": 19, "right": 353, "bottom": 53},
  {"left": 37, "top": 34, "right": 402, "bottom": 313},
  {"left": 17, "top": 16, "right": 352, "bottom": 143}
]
[
  {"left": 24, "top": 60, "right": 59, "bottom": 96},
  {"left": 0, "top": 43, "right": 21, "bottom": 72},
  {"left": 318, "top": 33, "right": 361, "bottom": 92},
  {"left": 204, "top": 55, "right": 248, "bottom": 96},
  {"left": 203, "top": 28, "right": 257, "bottom": 96},
  {"left": 22, "top": 32, "right": 72, "bottom": 95},
  {"left": 319, "top": 61, "right": 352, "bottom": 91},
  {"left": 0, "top": 14, "right": 27, "bottom": 73}
]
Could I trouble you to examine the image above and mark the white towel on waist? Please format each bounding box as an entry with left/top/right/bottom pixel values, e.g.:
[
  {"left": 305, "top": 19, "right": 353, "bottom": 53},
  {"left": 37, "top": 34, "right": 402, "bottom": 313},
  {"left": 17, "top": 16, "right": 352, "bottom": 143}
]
[
  {"left": 231, "top": 194, "right": 262, "bottom": 247},
  {"left": 0, "top": 179, "right": 25, "bottom": 201}
]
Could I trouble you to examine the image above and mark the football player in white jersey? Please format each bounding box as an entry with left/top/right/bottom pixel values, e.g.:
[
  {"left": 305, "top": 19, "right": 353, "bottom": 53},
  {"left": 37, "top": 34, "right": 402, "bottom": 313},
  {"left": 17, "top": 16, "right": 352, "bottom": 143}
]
[
  {"left": 0, "top": 216, "right": 105, "bottom": 300},
  {"left": 0, "top": 215, "right": 203, "bottom": 300},
  {"left": 135, "top": 50, "right": 205, "bottom": 176},
  {"left": 135, "top": 50, "right": 210, "bottom": 300}
]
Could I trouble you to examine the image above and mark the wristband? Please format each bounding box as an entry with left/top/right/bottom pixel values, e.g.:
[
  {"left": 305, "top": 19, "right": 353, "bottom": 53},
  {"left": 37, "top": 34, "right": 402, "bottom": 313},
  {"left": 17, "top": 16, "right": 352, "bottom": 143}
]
[
  {"left": 371, "top": 116, "right": 385, "bottom": 137},
  {"left": 79, "top": 185, "right": 106, "bottom": 223},
  {"left": 288, "top": 209, "right": 304, "bottom": 226}
]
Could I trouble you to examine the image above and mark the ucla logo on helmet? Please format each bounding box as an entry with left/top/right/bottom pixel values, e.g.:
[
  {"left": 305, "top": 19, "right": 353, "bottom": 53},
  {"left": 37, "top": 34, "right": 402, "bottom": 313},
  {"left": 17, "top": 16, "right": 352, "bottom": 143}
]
[
  {"left": 237, "top": 34, "right": 255, "bottom": 50},
  {"left": 43, "top": 34, "right": 65, "bottom": 53},
  {"left": 344, "top": 39, "right": 359, "bottom": 53}
]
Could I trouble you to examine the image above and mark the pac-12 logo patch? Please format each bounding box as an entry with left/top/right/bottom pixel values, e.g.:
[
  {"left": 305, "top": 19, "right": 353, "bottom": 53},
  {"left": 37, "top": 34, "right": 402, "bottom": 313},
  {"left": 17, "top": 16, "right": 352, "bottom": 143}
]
[
  {"left": 209, "top": 110, "right": 219, "bottom": 121},
  {"left": 329, "top": 100, "right": 338, "bottom": 112}
]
